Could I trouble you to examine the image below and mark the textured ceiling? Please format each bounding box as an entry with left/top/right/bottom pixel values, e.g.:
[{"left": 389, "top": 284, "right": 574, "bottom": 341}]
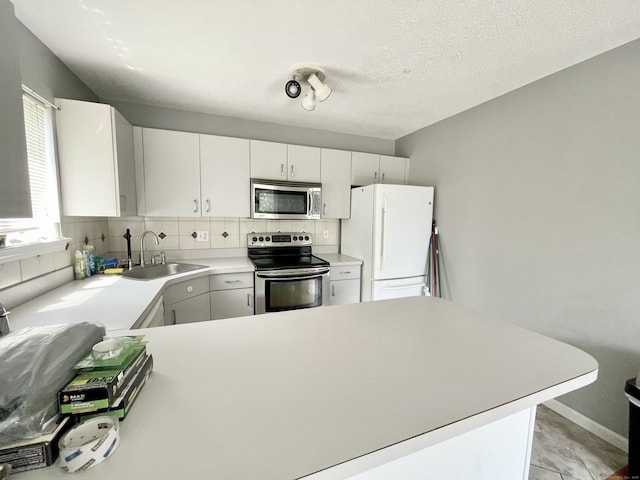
[{"left": 12, "top": 0, "right": 640, "bottom": 139}]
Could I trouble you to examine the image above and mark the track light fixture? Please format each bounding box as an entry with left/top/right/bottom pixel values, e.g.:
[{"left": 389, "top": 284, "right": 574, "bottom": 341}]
[
  {"left": 285, "top": 80, "right": 301, "bottom": 98},
  {"left": 301, "top": 88, "right": 316, "bottom": 111},
  {"left": 285, "top": 65, "right": 331, "bottom": 112}
]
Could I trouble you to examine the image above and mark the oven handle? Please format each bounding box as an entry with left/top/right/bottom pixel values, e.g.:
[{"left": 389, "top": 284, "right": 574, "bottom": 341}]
[{"left": 256, "top": 267, "right": 330, "bottom": 278}]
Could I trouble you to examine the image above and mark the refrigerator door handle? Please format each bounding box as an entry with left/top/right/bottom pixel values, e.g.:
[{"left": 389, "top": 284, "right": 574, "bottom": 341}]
[
  {"left": 380, "top": 195, "right": 387, "bottom": 269},
  {"left": 380, "top": 282, "right": 426, "bottom": 290}
]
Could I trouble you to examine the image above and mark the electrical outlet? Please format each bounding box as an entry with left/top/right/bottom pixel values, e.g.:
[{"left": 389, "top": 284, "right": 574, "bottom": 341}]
[
  {"left": 323, "top": 229, "right": 329, "bottom": 239},
  {"left": 196, "top": 231, "right": 209, "bottom": 242}
]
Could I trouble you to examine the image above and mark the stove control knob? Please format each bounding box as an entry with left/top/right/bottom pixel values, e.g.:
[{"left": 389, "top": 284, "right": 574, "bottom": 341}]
[
  {"left": 252, "top": 236, "right": 258, "bottom": 242},
  {"left": 304, "top": 236, "right": 310, "bottom": 241},
  {"left": 259, "top": 236, "right": 264, "bottom": 242},
  {"left": 265, "top": 236, "right": 271, "bottom": 241},
  {"left": 293, "top": 236, "right": 297, "bottom": 241}
]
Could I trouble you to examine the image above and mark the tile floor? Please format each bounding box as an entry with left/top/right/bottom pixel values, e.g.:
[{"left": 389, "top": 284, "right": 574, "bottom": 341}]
[{"left": 529, "top": 405, "right": 628, "bottom": 480}]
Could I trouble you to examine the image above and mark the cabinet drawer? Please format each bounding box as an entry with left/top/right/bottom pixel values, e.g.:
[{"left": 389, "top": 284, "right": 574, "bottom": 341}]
[
  {"left": 210, "top": 272, "right": 254, "bottom": 291},
  {"left": 330, "top": 265, "right": 361, "bottom": 281},
  {"left": 164, "top": 277, "right": 209, "bottom": 305}
]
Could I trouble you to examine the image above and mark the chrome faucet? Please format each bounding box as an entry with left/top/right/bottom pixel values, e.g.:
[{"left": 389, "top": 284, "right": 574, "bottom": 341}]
[
  {"left": 140, "top": 230, "right": 160, "bottom": 268},
  {"left": 0, "top": 302, "right": 10, "bottom": 337}
]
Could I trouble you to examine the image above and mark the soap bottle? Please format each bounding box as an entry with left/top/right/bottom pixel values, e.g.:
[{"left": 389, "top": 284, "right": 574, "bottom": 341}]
[{"left": 74, "top": 250, "right": 85, "bottom": 280}]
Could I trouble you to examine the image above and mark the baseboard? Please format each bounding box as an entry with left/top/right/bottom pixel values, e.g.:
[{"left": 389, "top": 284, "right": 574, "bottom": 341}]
[{"left": 544, "top": 399, "right": 628, "bottom": 453}]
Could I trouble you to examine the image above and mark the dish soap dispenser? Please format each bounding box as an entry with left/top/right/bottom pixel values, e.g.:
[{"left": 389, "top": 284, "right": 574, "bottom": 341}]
[{"left": 74, "top": 250, "right": 85, "bottom": 280}]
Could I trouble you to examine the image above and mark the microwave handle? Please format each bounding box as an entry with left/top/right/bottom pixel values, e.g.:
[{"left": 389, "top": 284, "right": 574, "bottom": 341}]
[{"left": 307, "top": 191, "right": 312, "bottom": 216}]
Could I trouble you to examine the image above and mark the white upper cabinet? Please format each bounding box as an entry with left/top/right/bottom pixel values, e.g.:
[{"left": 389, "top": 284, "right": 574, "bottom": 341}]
[
  {"left": 320, "top": 148, "right": 351, "bottom": 218},
  {"left": 379, "top": 155, "right": 407, "bottom": 185},
  {"left": 287, "top": 145, "right": 320, "bottom": 183},
  {"left": 250, "top": 140, "right": 320, "bottom": 183},
  {"left": 55, "top": 98, "right": 136, "bottom": 217},
  {"left": 351, "top": 152, "right": 380, "bottom": 186},
  {"left": 250, "top": 140, "right": 287, "bottom": 180},
  {"left": 200, "top": 135, "right": 250, "bottom": 217},
  {"left": 141, "top": 128, "right": 201, "bottom": 217},
  {"left": 351, "top": 152, "right": 408, "bottom": 186}
]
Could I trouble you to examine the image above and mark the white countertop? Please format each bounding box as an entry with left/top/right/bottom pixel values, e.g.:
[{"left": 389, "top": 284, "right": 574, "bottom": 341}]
[
  {"left": 315, "top": 253, "right": 362, "bottom": 266},
  {"left": 16, "top": 296, "right": 597, "bottom": 480},
  {"left": 10, "top": 257, "right": 254, "bottom": 332}
]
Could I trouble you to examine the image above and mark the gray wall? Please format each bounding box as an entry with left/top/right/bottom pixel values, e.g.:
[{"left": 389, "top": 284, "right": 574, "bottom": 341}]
[
  {"left": 105, "top": 100, "right": 395, "bottom": 155},
  {"left": 0, "top": 0, "right": 31, "bottom": 218},
  {"left": 396, "top": 38, "right": 640, "bottom": 437},
  {"left": 16, "top": 20, "right": 98, "bottom": 104}
]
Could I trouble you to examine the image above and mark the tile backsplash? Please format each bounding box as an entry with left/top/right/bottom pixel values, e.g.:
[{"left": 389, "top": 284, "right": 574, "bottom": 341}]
[
  {"left": 107, "top": 217, "right": 340, "bottom": 256},
  {"left": 0, "top": 216, "right": 111, "bottom": 290},
  {"left": 0, "top": 216, "right": 339, "bottom": 291}
]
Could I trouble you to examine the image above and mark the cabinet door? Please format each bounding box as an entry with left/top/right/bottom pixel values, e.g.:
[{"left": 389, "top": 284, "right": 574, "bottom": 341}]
[
  {"left": 330, "top": 279, "right": 361, "bottom": 305},
  {"left": 200, "top": 135, "right": 250, "bottom": 217},
  {"left": 287, "top": 145, "right": 320, "bottom": 182},
  {"left": 113, "top": 109, "right": 137, "bottom": 216},
  {"left": 165, "top": 292, "right": 211, "bottom": 325},
  {"left": 142, "top": 128, "right": 201, "bottom": 216},
  {"left": 320, "top": 149, "right": 351, "bottom": 218},
  {"left": 55, "top": 99, "right": 119, "bottom": 216},
  {"left": 351, "top": 152, "right": 380, "bottom": 186},
  {"left": 379, "top": 155, "right": 407, "bottom": 185},
  {"left": 210, "top": 288, "right": 254, "bottom": 319},
  {"left": 250, "top": 140, "right": 287, "bottom": 180}
]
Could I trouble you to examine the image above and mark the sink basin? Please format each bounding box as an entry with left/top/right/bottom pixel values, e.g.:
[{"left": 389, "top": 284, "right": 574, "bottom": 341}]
[{"left": 121, "top": 263, "right": 207, "bottom": 280}]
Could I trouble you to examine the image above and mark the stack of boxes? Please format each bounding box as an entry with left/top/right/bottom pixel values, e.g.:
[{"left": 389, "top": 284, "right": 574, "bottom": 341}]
[
  {"left": 0, "top": 336, "right": 153, "bottom": 473},
  {"left": 59, "top": 336, "right": 153, "bottom": 420}
]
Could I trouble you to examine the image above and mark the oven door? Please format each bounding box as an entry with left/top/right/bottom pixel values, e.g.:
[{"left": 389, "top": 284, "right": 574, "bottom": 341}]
[
  {"left": 251, "top": 180, "right": 321, "bottom": 220},
  {"left": 254, "top": 267, "right": 330, "bottom": 314}
]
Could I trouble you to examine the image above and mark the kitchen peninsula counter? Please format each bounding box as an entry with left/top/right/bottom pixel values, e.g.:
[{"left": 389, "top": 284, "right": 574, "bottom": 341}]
[{"left": 17, "top": 296, "right": 597, "bottom": 480}]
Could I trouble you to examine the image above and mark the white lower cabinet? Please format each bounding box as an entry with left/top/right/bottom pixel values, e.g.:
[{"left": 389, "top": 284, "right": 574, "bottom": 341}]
[
  {"left": 164, "top": 277, "right": 211, "bottom": 325},
  {"left": 210, "top": 272, "right": 254, "bottom": 319},
  {"left": 329, "top": 265, "right": 361, "bottom": 305}
]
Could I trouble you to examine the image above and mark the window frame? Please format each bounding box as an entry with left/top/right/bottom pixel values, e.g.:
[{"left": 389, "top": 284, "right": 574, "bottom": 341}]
[{"left": 0, "top": 88, "right": 68, "bottom": 265}]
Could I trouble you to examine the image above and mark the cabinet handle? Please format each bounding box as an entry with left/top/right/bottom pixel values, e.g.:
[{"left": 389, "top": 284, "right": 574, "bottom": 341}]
[
  {"left": 280, "top": 163, "right": 285, "bottom": 176},
  {"left": 331, "top": 284, "right": 335, "bottom": 297},
  {"left": 172, "top": 309, "right": 177, "bottom": 325},
  {"left": 374, "top": 171, "right": 378, "bottom": 183},
  {"left": 290, "top": 164, "right": 295, "bottom": 177},
  {"left": 193, "top": 199, "right": 199, "bottom": 213},
  {"left": 205, "top": 199, "right": 211, "bottom": 213},
  {"left": 323, "top": 203, "right": 327, "bottom": 215},
  {"left": 225, "top": 280, "right": 242, "bottom": 284},
  {"left": 186, "top": 285, "right": 193, "bottom": 293},
  {"left": 120, "top": 195, "right": 126, "bottom": 212},
  {"left": 381, "top": 173, "right": 385, "bottom": 184},
  {"left": 247, "top": 293, "right": 253, "bottom": 307}
]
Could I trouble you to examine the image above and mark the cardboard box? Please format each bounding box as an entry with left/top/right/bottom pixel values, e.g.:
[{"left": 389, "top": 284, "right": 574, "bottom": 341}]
[
  {"left": 58, "top": 345, "right": 146, "bottom": 414},
  {"left": 0, "top": 416, "right": 72, "bottom": 473}
]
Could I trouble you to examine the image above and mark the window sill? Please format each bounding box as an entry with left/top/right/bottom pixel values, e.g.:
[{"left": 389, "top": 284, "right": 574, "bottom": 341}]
[{"left": 0, "top": 238, "right": 70, "bottom": 265}]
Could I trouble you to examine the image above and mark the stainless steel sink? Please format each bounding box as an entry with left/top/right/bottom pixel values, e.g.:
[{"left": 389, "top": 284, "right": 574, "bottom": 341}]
[{"left": 121, "top": 263, "right": 207, "bottom": 280}]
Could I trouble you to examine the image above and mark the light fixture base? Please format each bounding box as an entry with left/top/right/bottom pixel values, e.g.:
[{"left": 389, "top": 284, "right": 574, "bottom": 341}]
[{"left": 288, "top": 64, "right": 326, "bottom": 86}]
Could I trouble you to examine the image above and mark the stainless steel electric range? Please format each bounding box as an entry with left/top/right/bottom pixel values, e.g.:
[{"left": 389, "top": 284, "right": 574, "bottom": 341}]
[{"left": 248, "top": 232, "right": 330, "bottom": 315}]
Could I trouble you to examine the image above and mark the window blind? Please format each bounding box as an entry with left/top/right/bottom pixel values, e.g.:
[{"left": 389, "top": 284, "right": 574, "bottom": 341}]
[
  {"left": 23, "top": 94, "right": 50, "bottom": 221},
  {"left": 0, "top": 93, "right": 60, "bottom": 236}
]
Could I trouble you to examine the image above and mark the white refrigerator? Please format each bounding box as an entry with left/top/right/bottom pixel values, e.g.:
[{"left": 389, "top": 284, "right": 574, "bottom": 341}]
[{"left": 341, "top": 184, "right": 434, "bottom": 302}]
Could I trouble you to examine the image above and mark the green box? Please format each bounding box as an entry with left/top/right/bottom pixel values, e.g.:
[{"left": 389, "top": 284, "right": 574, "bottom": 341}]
[{"left": 58, "top": 345, "right": 146, "bottom": 414}]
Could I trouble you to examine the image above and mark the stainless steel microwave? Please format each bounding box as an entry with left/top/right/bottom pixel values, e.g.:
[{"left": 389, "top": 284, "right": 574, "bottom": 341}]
[{"left": 251, "top": 179, "right": 322, "bottom": 220}]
